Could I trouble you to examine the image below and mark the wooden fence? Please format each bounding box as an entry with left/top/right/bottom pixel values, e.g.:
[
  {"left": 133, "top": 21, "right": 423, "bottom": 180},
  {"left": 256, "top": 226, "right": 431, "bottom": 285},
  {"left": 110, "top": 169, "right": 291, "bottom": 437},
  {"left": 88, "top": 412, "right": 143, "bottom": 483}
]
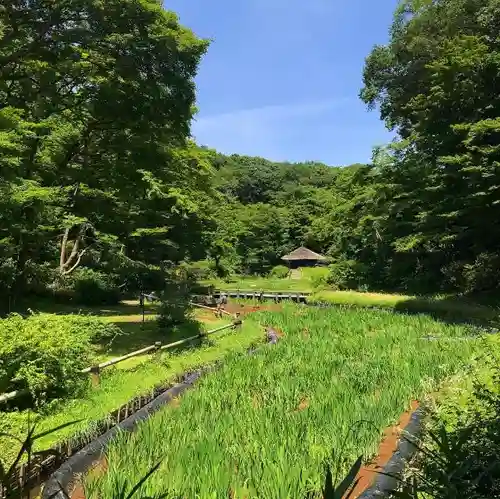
[
  {"left": 193, "top": 290, "right": 309, "bottom": 302},
  {"left": 1, "top": 311, "right": 238, "bottom": 403},
  {"left": 0, "top": 316, "right": 242, "bottom": 498}
]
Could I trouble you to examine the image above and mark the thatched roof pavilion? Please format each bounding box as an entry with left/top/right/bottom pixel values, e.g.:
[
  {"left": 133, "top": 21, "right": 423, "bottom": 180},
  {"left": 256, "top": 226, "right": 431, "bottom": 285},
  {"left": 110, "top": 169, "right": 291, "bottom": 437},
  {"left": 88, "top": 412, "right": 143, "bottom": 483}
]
[{"left": 281, "top": 246, "right": 327, "bottom": 268}]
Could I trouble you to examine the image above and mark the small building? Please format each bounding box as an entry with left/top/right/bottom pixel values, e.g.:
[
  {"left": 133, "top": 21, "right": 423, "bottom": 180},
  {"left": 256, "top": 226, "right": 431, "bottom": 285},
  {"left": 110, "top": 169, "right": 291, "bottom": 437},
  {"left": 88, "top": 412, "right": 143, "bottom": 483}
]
[{"left": 281, "top": 246, "right": 327, "bottom": 269}]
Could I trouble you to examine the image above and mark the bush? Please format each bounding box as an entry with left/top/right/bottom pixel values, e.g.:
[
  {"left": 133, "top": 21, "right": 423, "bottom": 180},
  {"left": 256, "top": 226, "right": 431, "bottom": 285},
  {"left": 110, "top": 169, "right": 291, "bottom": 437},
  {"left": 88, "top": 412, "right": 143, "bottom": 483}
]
[
  {"left": 401, "top": 343, "right": 500, "bottom": 498},
  {"left": 181, "top": 260, "right": 215, "bottom": 281},
  {"left": 326, "top": 259, "right": 366, "bottom": 290},
  {"left": 269, "top": 265, "right": 290, "bottom": 279},
  {"left": 119, "top": 264, "right": 166, "bottom": 295},
  {"left": 0, "top": 313, "right": 118, "bottom": 403},
  {"left": 463, "top": 252, "right": 500, "bottom": 294},
  {"left": 157, "top": 269, "right": 197, "bottom": 329},
  {"left": 301, "top": 267, "right": 330, "bottom": 288},
  {"left": 51, "top": 267, "right": 121, "bottom": 305}
]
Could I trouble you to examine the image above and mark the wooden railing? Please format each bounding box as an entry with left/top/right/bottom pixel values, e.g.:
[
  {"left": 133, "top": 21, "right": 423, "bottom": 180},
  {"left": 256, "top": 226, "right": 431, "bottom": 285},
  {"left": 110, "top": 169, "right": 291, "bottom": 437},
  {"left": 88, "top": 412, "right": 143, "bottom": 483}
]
[
  {"left": 0, "top": 317, "right": 240, "bottom": 403},
  {"left": 0, "top": 315, "right": 243, "bottom": 497}
]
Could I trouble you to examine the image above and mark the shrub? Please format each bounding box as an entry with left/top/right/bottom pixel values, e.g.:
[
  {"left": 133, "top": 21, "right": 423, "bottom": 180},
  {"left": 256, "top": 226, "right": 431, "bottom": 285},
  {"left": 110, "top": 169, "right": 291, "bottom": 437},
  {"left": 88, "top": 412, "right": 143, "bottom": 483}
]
[
  {"left": 0, "top": 313, "right": 119, "bottom": 403},
  {"left": 181, "top": 260, "right": 215, "bottom": 281},
  {"left": 269, "top": 265, "right": 290, "bottom": 279},
  {"left": 301, "top": 267, "right": 330, "bottom": 288},
  {"left": 463, "top": 252, "right": 500, "bottom": 294},
  {"left": 157, "top": 270, "right": 196, "bottom": 329},
  {"left": 400, "top": 343, "right": 500, "bottom": 498},
  {"left": 326, "top": 259, "right": 366, "bottom": 290},
  {"left": 118, "top": 264, "right": 166, "bottom": 295},
  {"left": 51, "top": 267, "right": 121, "bottom": 305}
]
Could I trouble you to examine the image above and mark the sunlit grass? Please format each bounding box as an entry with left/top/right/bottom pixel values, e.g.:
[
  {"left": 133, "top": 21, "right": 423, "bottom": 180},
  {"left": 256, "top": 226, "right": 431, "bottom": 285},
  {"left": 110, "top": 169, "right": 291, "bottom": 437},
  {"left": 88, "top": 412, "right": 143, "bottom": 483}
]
[
  {"left": 203, "top": 276, "right": 314, "bottom": 292},
  {"left": 310, "top": 290, "right": 499, "bottom": 325},
  {"left": 86, "top": 304, "right": 484, "bottom": 498},
  {"left": 0, "top": 309, "right": 261, "bottom": 467}
]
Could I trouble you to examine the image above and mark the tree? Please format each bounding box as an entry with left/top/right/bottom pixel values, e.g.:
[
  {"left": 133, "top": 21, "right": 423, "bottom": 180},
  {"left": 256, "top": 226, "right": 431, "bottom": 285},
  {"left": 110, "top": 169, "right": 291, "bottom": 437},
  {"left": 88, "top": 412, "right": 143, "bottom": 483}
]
[
  {"left": 0, "top": 0, "right": 209, "bottom": 306},
  {"left": 360, "top": 0, "right": 500, "bottom": 293}
]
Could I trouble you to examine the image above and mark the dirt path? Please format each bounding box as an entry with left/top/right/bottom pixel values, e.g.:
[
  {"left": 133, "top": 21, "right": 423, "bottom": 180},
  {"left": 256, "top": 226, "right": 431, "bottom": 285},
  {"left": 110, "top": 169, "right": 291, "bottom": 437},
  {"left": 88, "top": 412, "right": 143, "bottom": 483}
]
[
  {"left": 349, "top": 400, "right": 419, "bottom": 498},
  {"left": 225, "top": 302, "right": 282, "bottom": 315},
  {"left": 70, "top": 458, "right": 108, "bottom": 499}
]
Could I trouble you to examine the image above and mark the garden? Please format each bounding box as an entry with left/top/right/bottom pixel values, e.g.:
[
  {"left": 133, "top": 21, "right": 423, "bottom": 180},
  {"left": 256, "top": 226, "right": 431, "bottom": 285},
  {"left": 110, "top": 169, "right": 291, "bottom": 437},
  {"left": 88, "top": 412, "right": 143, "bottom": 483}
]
[
  {"left": 0, "top": 299, "right": 263, "bottom": 471},
  {"left": 80, "top": 303, "right": 494, "bottom": 498},
  {"left": 2, "top": 287, "right": 500, "bottom": 498},
  {"left": 3, "top": 0, "right": 500, "bottom": 496}
]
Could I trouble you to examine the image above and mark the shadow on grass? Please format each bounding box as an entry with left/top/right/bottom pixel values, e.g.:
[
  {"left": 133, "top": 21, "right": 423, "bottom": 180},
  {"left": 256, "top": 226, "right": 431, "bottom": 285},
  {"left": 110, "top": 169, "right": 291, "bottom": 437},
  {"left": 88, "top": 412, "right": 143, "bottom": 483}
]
[
  {"left": 393, "top": 294, "right": 500, "bottom": 330},
  {"left": 309, "top": 290, "right": 500, "bottom": 330},
  {"left": 8, "top": 297, "right": 158, "bottom": 318},
  {"left": 97, "top": 317, "right": 206, "bottom": 358}
]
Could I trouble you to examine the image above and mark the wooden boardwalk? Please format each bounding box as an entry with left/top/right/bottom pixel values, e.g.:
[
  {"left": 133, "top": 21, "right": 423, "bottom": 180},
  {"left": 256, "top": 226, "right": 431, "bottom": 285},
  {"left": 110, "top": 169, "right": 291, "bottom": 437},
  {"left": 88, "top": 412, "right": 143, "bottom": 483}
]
[{"left": 209, "top": 290, "right": 310, "bottom": 303}]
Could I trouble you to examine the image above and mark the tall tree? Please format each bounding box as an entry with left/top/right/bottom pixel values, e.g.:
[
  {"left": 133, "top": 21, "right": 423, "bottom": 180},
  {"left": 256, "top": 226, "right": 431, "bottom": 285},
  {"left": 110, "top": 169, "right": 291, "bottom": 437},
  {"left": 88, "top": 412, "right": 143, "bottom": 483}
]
[
  {"left": 360, "top": 0, "right": 500, "bottom": 293},
  {"left": 0, "top": 0, "right": 209, "bottom": 304}
]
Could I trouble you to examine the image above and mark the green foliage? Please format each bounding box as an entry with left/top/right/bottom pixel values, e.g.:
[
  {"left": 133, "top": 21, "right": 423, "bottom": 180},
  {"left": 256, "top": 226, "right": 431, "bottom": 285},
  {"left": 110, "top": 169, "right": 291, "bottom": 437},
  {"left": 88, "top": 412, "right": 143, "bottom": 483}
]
[
  {"left": 182, "top": 260, "right": 215, "bottom": 281},
  {"left": 52, "top": 267, "right": 121, "bottom": 306},
  {"left": 355, "top": 0, "right": 500, "bottom": 294},
  {"left": 0, "top": 0, "right": 210, "bottom": 314},
  {"left": 0, "top": 419, "right": 171, "bottom": 499},
  {"left": 0, "top": 313, "right": 117, "bottom": 402},
  {"left": 327, "top": 260, "right": 366, "bottom": 291},
  {"left": 0, "top": 318, "right": 264, "bottom": 469},
  {"left": 121, "top": 264, "right": 167, "bottom": 295},
  {"left": 268, "top": 265, "right": 290, "bottom": 279},
  {"left": 302, "top": 267, "right": 330, "bottom": 289},
  {"left": 86, "top": 304, "right": 480, "bottom": 497},
  {"left": 157, "top": 268, "right": 197, "bottom": 329},
  {"left": 395, "top": 341, "right": 500, "bottom": 498},
  {"left": 0, "top": 418, "right": 361, "bottom": 499},
  {"left": 0, "top": 420, "right": 81, "bottom": 499},
  {"left": 200, "top": 0, "right": 500, "bottom": 294}
]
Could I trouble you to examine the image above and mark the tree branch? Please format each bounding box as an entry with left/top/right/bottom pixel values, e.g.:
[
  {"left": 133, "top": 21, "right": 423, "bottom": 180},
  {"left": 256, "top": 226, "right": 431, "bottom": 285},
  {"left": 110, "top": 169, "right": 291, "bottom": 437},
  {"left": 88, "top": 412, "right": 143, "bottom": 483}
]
[
  {"left": 62, "top": 234, "right": 80, "bottom": 269},
  {"left": 62, "top": 247, "right": 89, "bottom": 275}
]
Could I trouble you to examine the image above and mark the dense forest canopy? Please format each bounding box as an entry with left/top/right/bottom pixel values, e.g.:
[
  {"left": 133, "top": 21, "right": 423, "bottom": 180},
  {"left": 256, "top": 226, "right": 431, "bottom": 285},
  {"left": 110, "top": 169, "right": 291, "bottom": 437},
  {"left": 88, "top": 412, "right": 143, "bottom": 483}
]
[{"left": 1, "top": 0, "right": 500, "bottom": 311}]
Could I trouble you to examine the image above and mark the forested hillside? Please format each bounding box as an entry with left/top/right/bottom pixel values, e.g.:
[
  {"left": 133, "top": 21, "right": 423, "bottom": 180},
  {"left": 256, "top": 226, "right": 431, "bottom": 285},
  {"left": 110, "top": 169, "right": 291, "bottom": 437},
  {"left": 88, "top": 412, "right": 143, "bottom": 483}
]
[
  {"left": 204, "top": 0, "right": 500, "bottom": 297},
  {"left": 2, "top": 0, "right": 500, "bottom": 311}
]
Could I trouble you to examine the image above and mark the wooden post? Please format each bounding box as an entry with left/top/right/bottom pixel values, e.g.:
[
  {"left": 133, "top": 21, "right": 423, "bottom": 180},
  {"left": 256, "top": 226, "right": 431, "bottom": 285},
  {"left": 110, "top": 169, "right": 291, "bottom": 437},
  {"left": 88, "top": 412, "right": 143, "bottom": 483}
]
[
  {"left": 234, "top": 313, "right": 242, "bottom": 331},
  {"left": 141, "top": 293, "right": 145, "bottom": 328},
  {"left": 19, "top": 463, "right": 25, "bottom": 490},
  {"left": 90, "top": 365, "right": 100, "bottom": 387}
]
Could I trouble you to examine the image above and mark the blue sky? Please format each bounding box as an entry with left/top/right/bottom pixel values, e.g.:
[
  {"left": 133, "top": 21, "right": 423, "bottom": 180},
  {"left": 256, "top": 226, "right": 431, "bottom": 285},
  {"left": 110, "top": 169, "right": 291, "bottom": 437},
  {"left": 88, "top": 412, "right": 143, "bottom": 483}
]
[{"left": 166, "top": 0, "right": 398, "bottom": 166}]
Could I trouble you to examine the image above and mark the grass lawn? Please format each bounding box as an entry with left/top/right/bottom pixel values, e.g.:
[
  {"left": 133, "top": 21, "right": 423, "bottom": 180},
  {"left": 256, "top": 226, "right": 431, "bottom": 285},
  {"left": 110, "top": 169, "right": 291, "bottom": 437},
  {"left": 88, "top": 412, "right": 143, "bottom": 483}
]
[
  {"left": 310, "top": 290, "right": 500, "bottom": 327},
  {"left": 206, "top": 273, "right": 500, "bottom": 327},
  {"left": 93, "top": 305, "right": 230, "bottom": 367},
  {"left": 86, "top": 303, "right": 487, "bottom": 498},
  {"left": 203, "top": 276, "right": 315, "bottom": 292},
  {"left": 203, "top": 268, "right": 330, "bottom": 293},
  {"left": 0, "top": 301, "right": 262, "bottom": 467}
]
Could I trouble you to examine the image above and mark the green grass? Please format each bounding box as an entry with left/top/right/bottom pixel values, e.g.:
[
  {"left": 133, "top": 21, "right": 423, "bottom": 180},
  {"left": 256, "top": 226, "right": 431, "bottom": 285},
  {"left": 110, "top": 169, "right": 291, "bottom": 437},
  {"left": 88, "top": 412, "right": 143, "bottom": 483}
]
[
  {"left": 93, "top": 308, "right": 229, "bottom": 366},
  {"left": 310, "top": 290, "right": 500, "bottom": 326},
  {"left": 85, "top": 304, "right": 485, "bottom": 498},
  {"left": 205, "top": 274, "right": 500, "bottom": 327},
  {"left": 203, "top": 268, "right": 330, "bottom": 293},
  {"left": 0, "top": 304, "right": 257, "bottom": 467},
  {"left": 424, "top": 334, "right": 500, "bottom": 431},
  {"left": 204, "top": 276, "right": 314, "bottom": 292}
]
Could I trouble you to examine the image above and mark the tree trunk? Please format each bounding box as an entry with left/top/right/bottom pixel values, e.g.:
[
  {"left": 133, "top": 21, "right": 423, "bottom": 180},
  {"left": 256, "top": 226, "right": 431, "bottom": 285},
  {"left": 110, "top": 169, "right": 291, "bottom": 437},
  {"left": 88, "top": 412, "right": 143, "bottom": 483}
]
[{"left": 59, "top": 226, "right": 89, "bottom": 275}]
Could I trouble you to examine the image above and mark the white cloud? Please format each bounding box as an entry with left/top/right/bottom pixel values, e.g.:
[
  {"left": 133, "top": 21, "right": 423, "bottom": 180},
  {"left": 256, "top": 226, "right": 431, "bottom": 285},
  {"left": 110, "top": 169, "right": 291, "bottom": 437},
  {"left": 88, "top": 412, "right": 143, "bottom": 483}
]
[
  {"left": 192, "top": 98, "right": 351, "bottom": 159},
  {"left": 195, "top": 98, "right": 349, "bottom": 126}
]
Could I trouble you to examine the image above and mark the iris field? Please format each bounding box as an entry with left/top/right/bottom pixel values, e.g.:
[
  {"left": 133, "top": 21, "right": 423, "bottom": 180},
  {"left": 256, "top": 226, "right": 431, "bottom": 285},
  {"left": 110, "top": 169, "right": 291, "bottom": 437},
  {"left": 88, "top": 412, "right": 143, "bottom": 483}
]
[{"left": 85, "top": 304, "right": 483, "bottom": 498}]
